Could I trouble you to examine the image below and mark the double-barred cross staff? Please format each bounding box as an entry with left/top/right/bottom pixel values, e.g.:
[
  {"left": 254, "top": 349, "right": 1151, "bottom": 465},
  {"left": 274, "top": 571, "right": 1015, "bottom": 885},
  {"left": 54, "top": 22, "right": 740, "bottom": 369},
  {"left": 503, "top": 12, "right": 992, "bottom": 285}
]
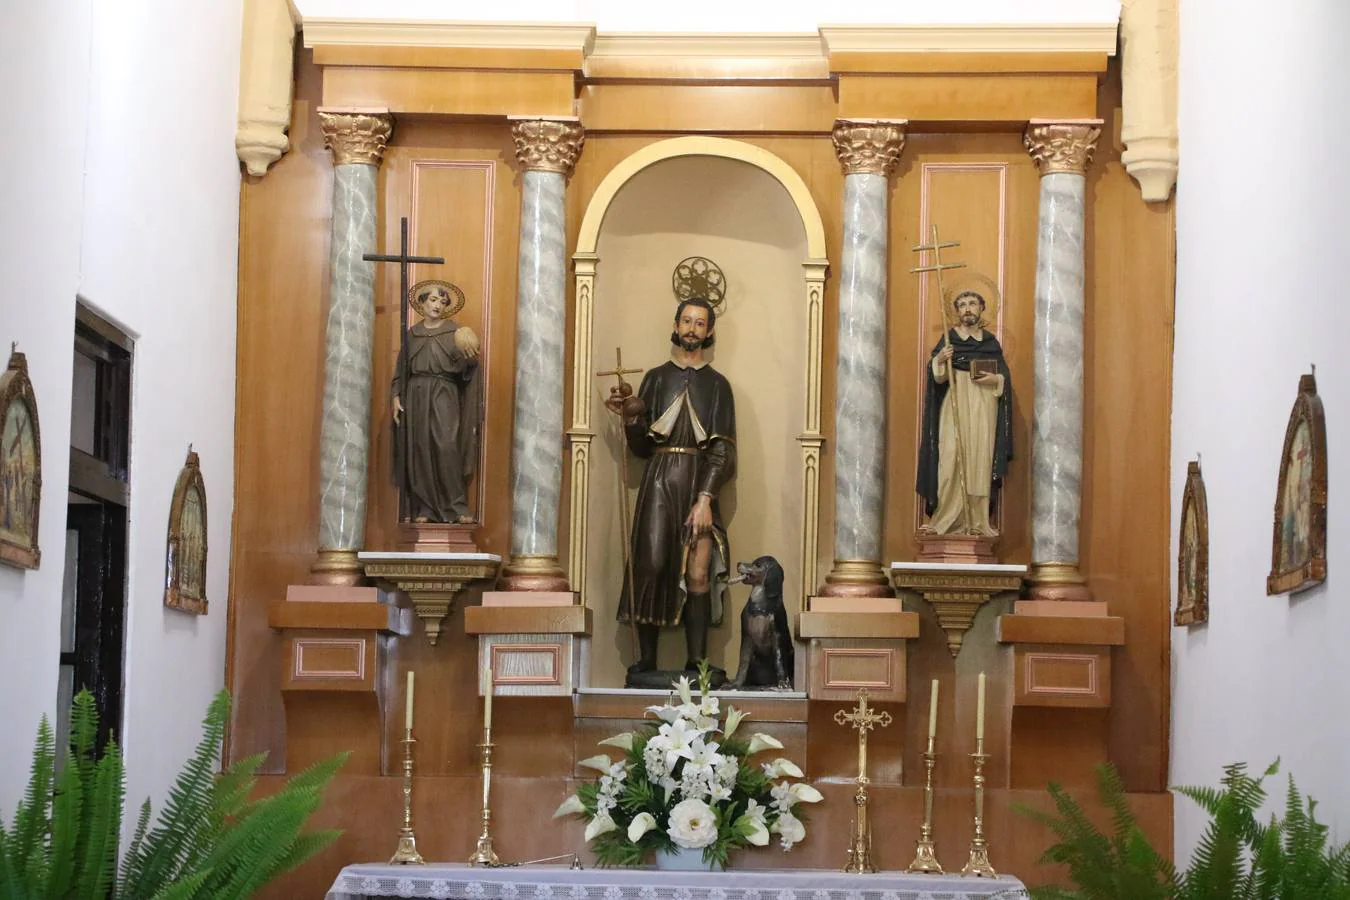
[
  {"left": 364, "top": 217, "right": 445, "bottom": 521},
  {"left": 911, "top": 225, "right": 974, "bottom": 530},
  {"left": 595, "top": 348, "right": 644, "bottom": 662}
]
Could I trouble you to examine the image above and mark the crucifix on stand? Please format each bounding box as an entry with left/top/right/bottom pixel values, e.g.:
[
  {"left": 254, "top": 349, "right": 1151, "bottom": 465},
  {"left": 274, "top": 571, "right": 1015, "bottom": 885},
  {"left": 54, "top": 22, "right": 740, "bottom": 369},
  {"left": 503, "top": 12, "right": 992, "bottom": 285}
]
[
  {"left": 834, "top": 689, "right": 893, "bottom": 874},
  {"left": 364, "top": 217, "right": 445, "bottom": 521}
]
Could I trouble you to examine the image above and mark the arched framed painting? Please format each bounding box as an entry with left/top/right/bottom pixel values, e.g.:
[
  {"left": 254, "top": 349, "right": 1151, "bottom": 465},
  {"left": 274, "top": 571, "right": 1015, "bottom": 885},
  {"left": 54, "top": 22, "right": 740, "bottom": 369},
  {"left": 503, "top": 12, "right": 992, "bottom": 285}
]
[
  {"left": 1267, "top": 371, "right": 1327, "bottom": 595},
  {"left": 0, "top": 346, "right": 42, "bottom": 570},
  {"left": 164, "top": 447, "right": 208, "bottom": 614},
  {"left": 1175, "top": 460, "right": 1208, "bottom": 626}
]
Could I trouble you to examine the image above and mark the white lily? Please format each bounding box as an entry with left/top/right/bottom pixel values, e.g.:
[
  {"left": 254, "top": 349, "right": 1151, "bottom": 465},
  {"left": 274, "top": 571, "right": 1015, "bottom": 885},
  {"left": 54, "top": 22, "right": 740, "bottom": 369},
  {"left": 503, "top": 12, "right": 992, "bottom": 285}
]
[
  {"left": 656, "top": 718, "right": 699, "bottom": 769},
  {"left": 646, "top": 704, "right": 681, "bottom": 724},
  {"left": 762, "top": 758, "right": 803, "bottom": 779},
  {"left": 736, "top": 799, "right": 770, "bottom": 846},
  {"left": 552, "top": 794, "right": 585, "bottom": 818},
  {"left": 722, "top": 706, "right": 746, "bottom": 738},
  {"left": 584, "top": 813, "right": 617, "bottom": 842},
  {"left": 674, "top": 675, "right": 694, "bottom": 706},
  {"left": 627, "top": 812, "right": 658, "bottom": 842},
  {"left": 789, "top": 783, "right": 823, "bottom": 804},
  {"left": 578, "top": 754, "right": 613, "bottom": 773},
  {"left": 746, "top": 733, "right": 784, "bottom": 755},
  {"left": 772, "top": 811, "right": 806, "bottom": 849},
  {"left": 598, "top": 732, "right": 634, "bottom": 752}
]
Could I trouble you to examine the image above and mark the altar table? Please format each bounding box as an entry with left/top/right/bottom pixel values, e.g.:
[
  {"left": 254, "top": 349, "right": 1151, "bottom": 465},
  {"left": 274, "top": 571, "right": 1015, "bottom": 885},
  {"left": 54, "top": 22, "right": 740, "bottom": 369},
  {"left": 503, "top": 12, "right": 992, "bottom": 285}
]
[{"left": 326, "top": 863, "right": 1030, "bottom": 900}]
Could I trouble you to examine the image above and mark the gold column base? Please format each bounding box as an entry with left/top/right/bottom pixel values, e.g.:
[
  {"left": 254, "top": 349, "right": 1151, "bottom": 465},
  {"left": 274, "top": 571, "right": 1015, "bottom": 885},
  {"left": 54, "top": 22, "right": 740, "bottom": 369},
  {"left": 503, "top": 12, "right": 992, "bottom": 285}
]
[
  {"left": 1026, "top": 561, "right": 1093, "bottom": 602},
  {"left": 389, "top": 830, "right": 425, "bottom": 865},
  {"left": 310, "top": 549, "right": 365, "bottom": 586},
  {"left": 819, "top": 559, "right": 893, "bottom": 598},
  {"left": 962, "top": 840, "right": 997, "bottom": 878},
  {"left": 499, "top": 554, "right": 570, "bottom": 592}
]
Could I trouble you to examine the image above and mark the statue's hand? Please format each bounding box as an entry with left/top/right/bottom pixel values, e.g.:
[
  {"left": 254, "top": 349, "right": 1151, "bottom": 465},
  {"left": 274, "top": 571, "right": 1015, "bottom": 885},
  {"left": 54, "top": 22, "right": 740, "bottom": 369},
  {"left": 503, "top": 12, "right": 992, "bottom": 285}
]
[
  {"left": 604, "top": 383, "right": 644, "bottom": 420},
  {"left": 685, "top": 494, "right": 714, "bottom": 542},
  {"left": 392, "top": 395, "right": 403, "bottom": 425},
  {"left": 972, "top": 372, "right": 1001, "bottom": 389},
  {"left": 937, "top": 346, "right": 955, "bottom": 364}
]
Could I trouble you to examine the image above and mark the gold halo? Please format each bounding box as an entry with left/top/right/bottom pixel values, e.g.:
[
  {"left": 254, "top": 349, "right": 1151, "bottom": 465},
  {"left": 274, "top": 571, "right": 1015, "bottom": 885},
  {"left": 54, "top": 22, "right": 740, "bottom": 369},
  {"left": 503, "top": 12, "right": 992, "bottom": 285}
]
[
  {"left": 409, "top": 279, "right": 465, "bottom": 319},
  {"left": 942, "top": 269, "right": 1001, "bottom": 330},
  {"left": 672, "top": 256, "right": 728, "bottom": 315}
]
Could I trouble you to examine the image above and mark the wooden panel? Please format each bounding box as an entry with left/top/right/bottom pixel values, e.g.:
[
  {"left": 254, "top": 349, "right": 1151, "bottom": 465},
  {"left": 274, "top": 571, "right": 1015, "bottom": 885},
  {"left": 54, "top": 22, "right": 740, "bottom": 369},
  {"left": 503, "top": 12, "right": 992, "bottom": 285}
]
[
  {"left": 999, "top": 613, "right": 1126, "bottom": 645},
  {"left": 830, "top": 51, "right": 1110, "bottom": 74},
  {"left": 579, "top": 84, "right": 837, "bottom": 134},
  {"left": 574, "top": 691, "right": 808, "bottom": 723},
  {"left": 584, "top": 57, "right": 830, "bottom": 80},
  {"left": 464, "top": 604, "right": 591, "bottom": 635},
  {"left": 837, "top": 73, "right": 1099, "bottom": 122},
  {"left": 289, "top": 637, "right": 369, "bottom": 683},
  {"left": 797, "top": 610, "right": 919, "bottom": 639},
  {"left": 1017, "top": 649, "right": 1111, "bottom": 707},
  {"left": 481, "top": 635, "right": 577, "bottom": 695},
  {"left": 807, "top": 639, "right": 906, "bottom": 702},
  {"left": 269, "top": 600, "right": 393, "bottom": 631},
  {"left": 322, "top": 67, "right": 575, "bottom": 116}
]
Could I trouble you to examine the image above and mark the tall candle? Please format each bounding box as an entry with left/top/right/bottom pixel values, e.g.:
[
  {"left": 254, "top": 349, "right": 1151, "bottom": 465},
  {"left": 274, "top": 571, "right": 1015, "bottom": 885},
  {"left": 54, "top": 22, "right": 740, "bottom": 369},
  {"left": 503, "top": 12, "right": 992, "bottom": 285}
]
[
  {"left": 405, "top": 671, "right": 415, "bottom": 732},
  {"left": 927, "top": 679, "right": 940, "bottom": 741},
  {"left": 483, "top": 663, "right": 493, "bottom": 731},
  {"left": 976, "top": 672, "right": 986, "bottom": 742}
]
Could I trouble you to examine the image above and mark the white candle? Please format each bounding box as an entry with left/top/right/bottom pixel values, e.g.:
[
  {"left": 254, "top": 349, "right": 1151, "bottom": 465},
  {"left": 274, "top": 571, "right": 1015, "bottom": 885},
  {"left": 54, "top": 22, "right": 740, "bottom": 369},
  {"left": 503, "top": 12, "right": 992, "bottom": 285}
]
[
  {"left": 927, "top": 679, "right": 940, "bottom": 741},
  {"left": 483, "top": 663, "right": 493, "bottom": 731},
  {"left": 405, "top": 671, "right": 415, "bottom": 732},
  {"left": 976, "top": 672, "right": 986, "bottom": 742}
]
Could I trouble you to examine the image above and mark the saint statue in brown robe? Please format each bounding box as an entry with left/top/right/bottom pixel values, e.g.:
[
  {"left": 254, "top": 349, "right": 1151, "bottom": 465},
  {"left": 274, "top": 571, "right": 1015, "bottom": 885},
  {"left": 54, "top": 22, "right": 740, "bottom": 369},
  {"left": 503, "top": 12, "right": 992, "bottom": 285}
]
[
  {"left": 605, "top": 298, "right": 736, "bottom": 685},
  {"left": 392, "top": 282, "right": 483, "bottom": 523}
]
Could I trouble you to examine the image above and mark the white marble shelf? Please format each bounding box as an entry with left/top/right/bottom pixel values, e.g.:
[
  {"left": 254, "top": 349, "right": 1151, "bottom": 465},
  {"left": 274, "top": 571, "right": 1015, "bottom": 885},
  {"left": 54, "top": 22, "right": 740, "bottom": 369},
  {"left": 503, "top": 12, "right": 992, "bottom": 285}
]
[
  {"left": 889, "top": 561, "right": 1027, "bottom": 574},
  {"left": 359, "top": 551, "right": 503, "bottom": 563}
]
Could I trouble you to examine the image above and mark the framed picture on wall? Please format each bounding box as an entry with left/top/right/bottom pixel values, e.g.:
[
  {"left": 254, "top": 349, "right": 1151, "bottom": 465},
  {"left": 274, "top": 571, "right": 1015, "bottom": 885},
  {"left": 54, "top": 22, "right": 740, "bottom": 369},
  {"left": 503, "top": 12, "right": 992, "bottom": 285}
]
[
  {"left": 0, "top": 345, "right": 42, "bottom": 570},
  {"left": 1267, "top": 370, "right": 1327, "bottom": 595},
  {"left": 164, "top": 447, "right": 208, "bottom": 614},
  {"left": 1175, "top": 459, "right": 1208, "bottom": 626}
]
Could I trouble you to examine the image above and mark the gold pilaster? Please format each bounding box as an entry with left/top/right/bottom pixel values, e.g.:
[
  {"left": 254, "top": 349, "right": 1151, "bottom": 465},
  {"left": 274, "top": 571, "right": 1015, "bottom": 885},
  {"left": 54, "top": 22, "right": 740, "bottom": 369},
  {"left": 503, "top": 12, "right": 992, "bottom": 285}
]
[
  {"left": 318, "top": 109, "right": 394, "bottom": 166},
  {"left": 1023, "top": 120, "right": 1102, "bottom": 176}
]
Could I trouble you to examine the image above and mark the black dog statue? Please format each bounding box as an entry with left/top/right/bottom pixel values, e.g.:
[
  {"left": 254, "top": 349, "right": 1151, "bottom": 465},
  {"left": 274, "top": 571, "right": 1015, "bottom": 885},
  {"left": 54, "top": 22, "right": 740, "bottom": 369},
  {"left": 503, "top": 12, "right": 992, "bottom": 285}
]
[{"left": 727, "top": 556, "right": 794, "bottom": 690}]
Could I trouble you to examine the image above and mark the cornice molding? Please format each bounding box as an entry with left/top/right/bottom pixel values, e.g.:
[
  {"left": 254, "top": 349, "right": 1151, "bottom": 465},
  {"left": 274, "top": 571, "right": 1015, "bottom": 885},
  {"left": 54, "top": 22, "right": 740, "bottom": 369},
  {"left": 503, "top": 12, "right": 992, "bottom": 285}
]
[
  {"left": 301, "top": 18, "right": 597, "bottom": 52},
  {"left": 590, "top": 32, "right": 822, "bottom": 60},
  {"left": 819, "top": 23, "right": 1119, "bottom": 55}
]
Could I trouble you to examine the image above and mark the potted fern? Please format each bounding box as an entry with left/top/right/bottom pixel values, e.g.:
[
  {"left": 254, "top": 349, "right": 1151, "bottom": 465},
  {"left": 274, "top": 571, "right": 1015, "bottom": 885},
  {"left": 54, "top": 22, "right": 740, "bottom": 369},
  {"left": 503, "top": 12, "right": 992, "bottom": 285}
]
[{"left": 0, "top": 689, "right": 346, "bottom": 899}]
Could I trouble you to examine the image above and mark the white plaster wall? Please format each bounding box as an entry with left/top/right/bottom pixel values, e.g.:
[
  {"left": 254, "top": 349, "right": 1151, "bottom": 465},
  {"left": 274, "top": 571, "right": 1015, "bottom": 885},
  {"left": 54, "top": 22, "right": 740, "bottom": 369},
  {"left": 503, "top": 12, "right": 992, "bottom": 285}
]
[
  {"left": 0, "top": 0, "right": 93, "bottom": 804},
  {"left": 294, "top": 0, "right": 1120, "bottom": 31},
  {"left": 0, "top": 0, "right": 243, "bottom": 824},
  {"left": 1171, "top": 0, "right": 1350, "bottom": 864}
]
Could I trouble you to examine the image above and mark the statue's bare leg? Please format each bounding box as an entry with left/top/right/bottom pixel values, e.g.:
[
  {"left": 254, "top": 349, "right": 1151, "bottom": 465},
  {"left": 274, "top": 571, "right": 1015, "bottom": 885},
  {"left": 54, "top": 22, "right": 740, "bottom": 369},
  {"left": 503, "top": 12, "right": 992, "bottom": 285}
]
[{"left": 683, "top": 535, "right": 713, "bottom": 669}]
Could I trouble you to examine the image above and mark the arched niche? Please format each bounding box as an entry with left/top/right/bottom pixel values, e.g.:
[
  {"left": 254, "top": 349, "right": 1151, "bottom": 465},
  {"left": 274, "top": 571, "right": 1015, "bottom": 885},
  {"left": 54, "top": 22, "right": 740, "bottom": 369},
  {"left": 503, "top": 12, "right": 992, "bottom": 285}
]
[{"left": 567, "top": 137, "right": 829, "bottom": 687}]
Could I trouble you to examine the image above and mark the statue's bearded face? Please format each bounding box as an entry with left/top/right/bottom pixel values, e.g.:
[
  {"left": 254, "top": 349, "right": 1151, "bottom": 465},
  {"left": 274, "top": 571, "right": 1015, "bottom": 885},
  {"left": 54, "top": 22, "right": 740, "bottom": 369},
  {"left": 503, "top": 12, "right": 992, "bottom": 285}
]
[
  {"left": 675, "top": 306, "right": 712, "bottom": 350},
  {"left": 954, "top": 292, "right": 985, "bottom": 326}
]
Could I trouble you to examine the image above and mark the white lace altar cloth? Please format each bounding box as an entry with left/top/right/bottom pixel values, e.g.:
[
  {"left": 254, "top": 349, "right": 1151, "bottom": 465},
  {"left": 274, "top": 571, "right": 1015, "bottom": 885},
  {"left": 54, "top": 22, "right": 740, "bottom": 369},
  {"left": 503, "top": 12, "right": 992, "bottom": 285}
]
[{"left": 325, "top": 863, "right": 1030, "bottom": 900}]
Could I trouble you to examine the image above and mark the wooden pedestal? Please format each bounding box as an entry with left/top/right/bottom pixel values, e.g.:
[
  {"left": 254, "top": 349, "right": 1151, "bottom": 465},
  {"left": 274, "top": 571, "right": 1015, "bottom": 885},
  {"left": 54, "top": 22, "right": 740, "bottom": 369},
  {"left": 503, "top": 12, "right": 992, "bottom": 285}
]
[
  {"left": 465, "top": 592, "right": 590, "bottom": 697},
  {"left": 798, "top": 599, "right": 919, "bottom": 703}
]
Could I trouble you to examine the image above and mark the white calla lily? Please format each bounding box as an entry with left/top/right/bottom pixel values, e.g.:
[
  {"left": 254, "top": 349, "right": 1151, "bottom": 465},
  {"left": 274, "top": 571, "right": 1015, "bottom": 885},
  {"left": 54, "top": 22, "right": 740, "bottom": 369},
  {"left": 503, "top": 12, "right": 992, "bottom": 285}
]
[
  {"left": 790, "top": 783, "right": 823, "bottom": 803},
  {"left": 584, "top": 813, "right": 617, "bottom": 842},
  {"left": 598, "top": 732, "right": 634, "bottom": 752},
  {"left": 553, "top": 794, "right": 585, "bottom": 818},
  {"left": 746, "top": 733, "right": 784, "bottom": 755},
  {"left": 722, "top": 706, "right": 746, "bottom": 738},
  {"left": 578, "top": 754, "right": 613, "bottom": 773},
  {"left": 675, "top": 675, "right": 694, "bottom": 706},
  {"left": 772, "top": 812, "right": 806, "bottom": 848},
  {"left": 627, "top": 812, "right": 658, "bottom": 842},
  {"left": 763, "top": 758, "right": 803, "bottom": 779},
  {"left": 646, "top": 704, "right": 681, "bottom": 724}
]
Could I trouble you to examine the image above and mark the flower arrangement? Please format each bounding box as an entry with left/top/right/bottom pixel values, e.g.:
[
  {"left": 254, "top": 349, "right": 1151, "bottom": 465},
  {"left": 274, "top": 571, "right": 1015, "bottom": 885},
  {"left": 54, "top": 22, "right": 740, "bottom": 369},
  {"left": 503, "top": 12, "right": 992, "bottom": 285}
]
[{"left": 555, "top": 665, "right": 822, "bottom": 868}]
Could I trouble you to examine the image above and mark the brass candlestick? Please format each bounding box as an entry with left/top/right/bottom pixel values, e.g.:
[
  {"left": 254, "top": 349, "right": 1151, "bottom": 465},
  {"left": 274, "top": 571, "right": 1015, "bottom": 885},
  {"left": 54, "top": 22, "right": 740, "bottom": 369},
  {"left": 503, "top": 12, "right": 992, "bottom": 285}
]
[
  {"left": 468, "top": 726, "right": 501, "bottom": 866},
  {"left": 961, "top": 741, "right": 997, "bottom": 878},
  {"left": 907, "top": 738, "right": 943, "bottom": 874},
  {"left": 834, "top": 689, "right": 892, "bottom": 874},
  {"left": 389, "top": 732, "right": 425, "bottom": 865}
]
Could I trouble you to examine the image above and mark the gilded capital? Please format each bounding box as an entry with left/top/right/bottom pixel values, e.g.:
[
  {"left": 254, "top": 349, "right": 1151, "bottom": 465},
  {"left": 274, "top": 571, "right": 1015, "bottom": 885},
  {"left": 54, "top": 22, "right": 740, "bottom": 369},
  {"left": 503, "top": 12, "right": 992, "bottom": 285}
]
[
  {"left": 511, "top": 118, "right": 585, "bottom": 175},
  {"left": 1024, "top": 122, "right": 1102, "bottom": 176},
  {"left": 832, "top": 119, "right": 907, "bottom": 177},
  {"left": 319, "top": 110, "right": 394, "bottom": 167}
]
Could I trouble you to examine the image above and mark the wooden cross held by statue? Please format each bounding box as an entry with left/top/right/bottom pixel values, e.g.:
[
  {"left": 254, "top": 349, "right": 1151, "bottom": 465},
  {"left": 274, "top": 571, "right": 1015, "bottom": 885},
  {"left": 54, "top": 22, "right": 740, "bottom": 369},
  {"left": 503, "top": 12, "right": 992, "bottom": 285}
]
[
  {"left": 364, "top": 217, "right": 445, "bottom": 520},
  {"left": 834, "top": 689, "right": 892, "bottom": 874},
  {"left": 595, "top": 348, "right": 645, "bottom": 661},
  {"left": 911, "top": 225, "right": 974, "bottom": 529}
]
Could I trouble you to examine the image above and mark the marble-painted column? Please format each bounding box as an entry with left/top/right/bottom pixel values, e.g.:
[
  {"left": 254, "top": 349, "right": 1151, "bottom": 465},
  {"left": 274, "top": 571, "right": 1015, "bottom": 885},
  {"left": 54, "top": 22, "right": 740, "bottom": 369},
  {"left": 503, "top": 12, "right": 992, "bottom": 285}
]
[
  {"left": 1024, "top": 120, "right": 1101, "bottom": 602},
  {"left": 309, "top": 109, "right": 392, "bottom": 586},
  {"left": 501, "top": 117, "right": 585, "bottom": 592},
  {"left": 820, "top": 119, "right": 906, "bottom": 598}
]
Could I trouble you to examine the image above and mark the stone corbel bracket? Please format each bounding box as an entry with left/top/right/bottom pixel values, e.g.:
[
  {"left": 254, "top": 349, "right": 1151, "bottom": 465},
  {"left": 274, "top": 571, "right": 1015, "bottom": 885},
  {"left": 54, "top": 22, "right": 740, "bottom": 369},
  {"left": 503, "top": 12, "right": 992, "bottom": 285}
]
[
  {"left": 890, "top": 562, "right": 1027, "bottom": 657},
  {"left": 359, "top": 552, "right": 502, "bottom": 644},
  {"left": 236, "top": 0, "right": 300, "bottom": 176},
  {"left": 1120, "top": 0, "right": 1179, "bottom": 202}
]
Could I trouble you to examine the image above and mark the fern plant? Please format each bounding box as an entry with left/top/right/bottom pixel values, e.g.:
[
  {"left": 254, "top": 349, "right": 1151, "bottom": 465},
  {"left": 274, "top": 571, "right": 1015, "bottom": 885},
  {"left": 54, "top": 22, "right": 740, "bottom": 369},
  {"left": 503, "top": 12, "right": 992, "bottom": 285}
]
[
  {"left": 1018, "top": 759, "right": 1350, "bottom": 900},
  {"left": 0, "top": 689, "right": 346, "bottom": 900}
]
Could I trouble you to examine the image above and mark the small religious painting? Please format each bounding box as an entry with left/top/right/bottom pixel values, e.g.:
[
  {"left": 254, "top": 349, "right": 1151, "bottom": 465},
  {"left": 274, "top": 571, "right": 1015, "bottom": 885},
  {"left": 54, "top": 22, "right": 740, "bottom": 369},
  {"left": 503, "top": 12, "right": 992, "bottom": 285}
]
[
  {"left": 1175, "top": 460, "right": 1208, "bottom": 626},
  {"left": 164, "top": 447, "right": 208, "bottom": 614},
  {"left": 0, "top": 346, "right": 42, "bottom": 569},
  {"left": 1267, "top": 370, "right": 1327, "bottom": 595}
]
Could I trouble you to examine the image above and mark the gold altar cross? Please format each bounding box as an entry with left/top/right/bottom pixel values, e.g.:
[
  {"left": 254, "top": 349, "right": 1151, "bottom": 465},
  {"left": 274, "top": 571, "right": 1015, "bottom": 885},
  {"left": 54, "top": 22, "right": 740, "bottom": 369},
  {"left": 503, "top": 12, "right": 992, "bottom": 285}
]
[{"left": 834, "top": 689, "right": 892, "bottom": 782}]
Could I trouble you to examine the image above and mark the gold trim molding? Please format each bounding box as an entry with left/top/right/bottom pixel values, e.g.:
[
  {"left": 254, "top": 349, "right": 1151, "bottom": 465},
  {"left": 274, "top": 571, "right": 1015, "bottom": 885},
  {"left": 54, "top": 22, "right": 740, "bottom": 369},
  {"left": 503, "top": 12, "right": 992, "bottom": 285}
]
[
  {"left": 318, "top": 109, "right": 393, "bottom": 166},
  {"left": 568, "top": 136, "right": 829, "bottom": 615},
  {"left": 1024, "top": 120, "right": 1102, "bottom": 176},
  {"left": 832, "top": 119, "right": 907, "bottom": 176},
  {"left": 510, "top": 118, "right": 585, "bottom": 175}
]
